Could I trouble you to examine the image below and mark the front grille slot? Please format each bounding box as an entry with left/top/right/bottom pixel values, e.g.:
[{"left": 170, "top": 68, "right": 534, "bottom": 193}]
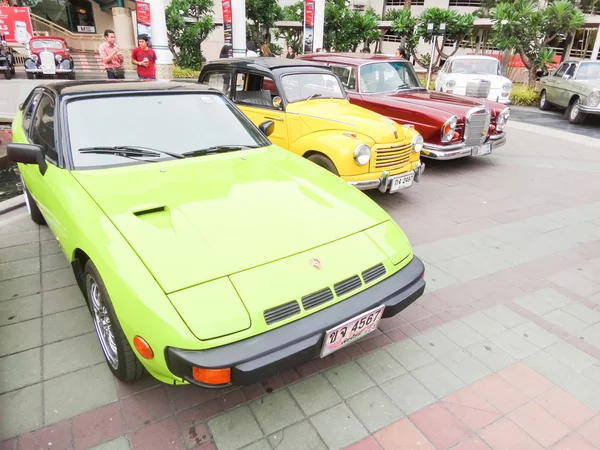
[
  {"left": 264, "top": 300, "right": 300, "bottom": 325},
  {"left": 302, "top": 287, "right": 334, "bottom": 310},
  {"left": 334, "top": 275, "right": 362, "bottom": 297},
  {"left": 464, "top": 108, "right": 491, "bottom": 146},
  {"left": 465, "top": 80, "right": 491, "bottom": 98},
  {"left": 373, "top": 143, "right": 411, "bottom": 170},
  {"left": 362, "top": 263, "right": 386, "bottom": 284}
]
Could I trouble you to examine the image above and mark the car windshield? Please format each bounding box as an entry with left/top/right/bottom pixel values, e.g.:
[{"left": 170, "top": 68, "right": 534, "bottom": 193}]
[
  {"left": 359, "top": 62, "right": 422, "bottom": 94},
  {"left": 31, "top": 40, "right": 63, "bottom": 50},
  {"left": 67, "top": 92, "right": 267, "bottom": 169},
  {"left": 448, "top": 59, "right": 499, "bottom": 75},
  {"left": 281, "top": 73, "right": 346, "bottom": 102},
  {"left": 575, "top": 62, "right": 600, "bottom": 81}
]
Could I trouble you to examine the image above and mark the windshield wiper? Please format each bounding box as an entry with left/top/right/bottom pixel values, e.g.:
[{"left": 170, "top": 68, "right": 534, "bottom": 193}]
[
  {"left": 181, "top": 145, "right": 260, "bottom": 158},
  {"left": 306, "top": 93, "right": 323, "bottom": 101},
  {"left": 395, "top": 83, "right": 409, "bottom": 91},
  {"left": 78, "top": 145, "right": 184, "bottom": 160}
]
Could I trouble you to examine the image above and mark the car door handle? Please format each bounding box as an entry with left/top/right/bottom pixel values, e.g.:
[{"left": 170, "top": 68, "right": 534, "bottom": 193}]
[{"left": 264, "top": 116, "right": 283, "bottom": 121}]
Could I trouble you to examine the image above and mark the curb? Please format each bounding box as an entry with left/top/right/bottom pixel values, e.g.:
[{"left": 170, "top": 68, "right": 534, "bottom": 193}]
[{"left": 0, "top": 194, "right": 25, "bottom": 215}]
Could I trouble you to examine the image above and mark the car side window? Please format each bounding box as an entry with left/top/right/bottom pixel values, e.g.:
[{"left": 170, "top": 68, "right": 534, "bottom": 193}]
[
  {"left": 554, "top": 64, "right": 568, "bottom": 77},
  {"left": 29, "top": 94, "right": 58, "bottom": 163},
  {"left": 565, "top": 64, "right": 576, "bottom": 78},
  {"left": 330, "top": 65, "right": 356, "bottom": 91},
  {"left": 233, "top": 72, "right": 279, "bottom": 109},
  {"left": 202, "top": 71, "right": 231, "bottom": 96},
  {"left": 22, "top": 92, "right": 42, "bottom": 136}
]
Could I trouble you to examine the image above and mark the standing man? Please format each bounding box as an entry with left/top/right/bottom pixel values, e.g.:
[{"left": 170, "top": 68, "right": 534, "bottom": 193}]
[
  {"left": 131, "top": 35, "right": 157, "bottom": 80},
  {"left": 99, "top": 29, "right": 124, "bottom": 79}
]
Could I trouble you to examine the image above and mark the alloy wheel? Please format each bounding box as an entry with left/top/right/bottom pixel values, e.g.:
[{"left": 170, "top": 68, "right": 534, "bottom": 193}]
[
  {"left": 87, "top": 274, "right": 119, "bottom": 369},
  {"left": 570, "top": 99, "right": 581, "bottom": 121}
]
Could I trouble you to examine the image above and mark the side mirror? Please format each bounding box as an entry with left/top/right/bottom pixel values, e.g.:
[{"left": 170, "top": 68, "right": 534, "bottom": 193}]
[
  {"left": 7, "top": 143, "right": 47, "bottom": 175},
  {"left": 258, "top": 120, "right": 274, "bottom": 137}
]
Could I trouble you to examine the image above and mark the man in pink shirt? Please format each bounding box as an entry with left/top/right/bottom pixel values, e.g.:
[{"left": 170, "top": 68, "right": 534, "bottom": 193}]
[{"left": 98, "top": 29, "right": 124, "bottom": 79}]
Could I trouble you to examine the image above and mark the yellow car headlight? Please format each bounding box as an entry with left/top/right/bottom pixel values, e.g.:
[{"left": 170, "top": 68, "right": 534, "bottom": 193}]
[{"left": 353, "top": 144, "right": 371, "bottom": 166}]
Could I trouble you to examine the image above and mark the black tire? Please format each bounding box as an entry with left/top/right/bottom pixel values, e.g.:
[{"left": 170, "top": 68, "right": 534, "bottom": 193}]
[
  {"left": 307, "top": 153, "right": 339, "bottom": 176},
  {"left": 26, "top": 72, "right": 34, "bottom": 80},
  {"left": 539, "top": 90, "right": 551, "bottom": 111},
  {"left": 4, "top": 69, "right": 11, "bottom": 79},
  {"left": 23, "top": 182, "right": 46, "bottom": 225},
  {"left": 84, "top": 259, "right": 144, "bottom": 382},
  {"left": 68, "top": 71, "right": 75, "bottom": 80},
  {"left": 567, "top": 97, "right": 587, "bottom": 124}
]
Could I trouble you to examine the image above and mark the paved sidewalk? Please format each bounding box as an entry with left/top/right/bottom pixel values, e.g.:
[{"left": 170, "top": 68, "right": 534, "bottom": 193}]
[{"left": 1, "top": 123, "right": 600, "bottom": 450}]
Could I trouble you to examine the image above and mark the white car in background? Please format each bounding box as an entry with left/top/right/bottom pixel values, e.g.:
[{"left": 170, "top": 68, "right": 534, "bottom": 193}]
[{"left": 435, "top": 55, "right": 512, "bottom": 104}]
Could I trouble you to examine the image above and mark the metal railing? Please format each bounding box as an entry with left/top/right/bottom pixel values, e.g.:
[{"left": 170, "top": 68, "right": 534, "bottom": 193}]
[{"left": 30, "top": 14, "right": 104, "bottom": 52}]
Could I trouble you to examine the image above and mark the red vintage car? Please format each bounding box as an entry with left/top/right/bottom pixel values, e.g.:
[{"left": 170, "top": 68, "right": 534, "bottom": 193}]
[
  {"left": 299, "top": 53, "right": 509, "bottom": 160},
  {"left": 24, "top": 37, "right": 75, "bottom": 80}
]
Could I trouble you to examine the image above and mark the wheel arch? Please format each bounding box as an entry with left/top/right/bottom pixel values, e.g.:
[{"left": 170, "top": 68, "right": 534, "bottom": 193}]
[
  {"left": 568, "top": 94, "right": 580, "bottom": 106},
  {"left": 71, "top": 248, "right": 91, "bottom": 299}
]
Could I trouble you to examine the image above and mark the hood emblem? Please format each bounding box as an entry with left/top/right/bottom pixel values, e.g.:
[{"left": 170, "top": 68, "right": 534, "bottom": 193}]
[{"left": 309, "top": 258, "right": 321, "bottom": 270}]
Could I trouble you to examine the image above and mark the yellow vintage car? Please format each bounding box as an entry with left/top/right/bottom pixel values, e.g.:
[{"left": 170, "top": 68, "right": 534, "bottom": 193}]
[{"left": 199, "top": 58, "right": 425, "bottom": 194}]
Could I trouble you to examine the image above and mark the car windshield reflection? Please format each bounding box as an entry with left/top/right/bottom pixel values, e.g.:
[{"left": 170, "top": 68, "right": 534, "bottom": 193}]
[
  {"left": 359, "top": 62, "right": 423, "bottom": 94},
  {"left": 448, "top": 59, "right": 500, "bottom": 75},
  {"left": 31, "top": 40, "right": 64, "bottom": 50},
  {"left": 576, "top": 62, "right": 600, "bottom": 81},
  {"left": 281, "top": 73, "right": 346, "bottom": 103},
  {"left": 67, "top": 93, "right": 267, "bottom": 169}
]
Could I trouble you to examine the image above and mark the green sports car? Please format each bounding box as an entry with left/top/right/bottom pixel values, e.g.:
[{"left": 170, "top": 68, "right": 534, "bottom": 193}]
[{"left": 9, "top": 80, "right": 425, "bottom": 388}]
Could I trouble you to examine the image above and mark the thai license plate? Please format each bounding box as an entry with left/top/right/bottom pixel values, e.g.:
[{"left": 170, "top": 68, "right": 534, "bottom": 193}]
[
  {"left": 389, "top": 173, "right": 414, "bottom": 193},
  {"left": 42, "top": 66, "right": 56, "bottom": 75},
  {"left": 472, "top": 143, "right": 492, "bottom": 157},
  {"left": 320, "top": 305, "right": 385, "bottom": 357}
]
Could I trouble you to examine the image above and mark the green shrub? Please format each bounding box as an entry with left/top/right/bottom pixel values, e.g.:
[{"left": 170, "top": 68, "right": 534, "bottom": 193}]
[
  {"left": 173, "top": 66, "right": 201, "bottom": 79},
  {"left": 510, "top": 84, "right": 540, "bottom": 106}
]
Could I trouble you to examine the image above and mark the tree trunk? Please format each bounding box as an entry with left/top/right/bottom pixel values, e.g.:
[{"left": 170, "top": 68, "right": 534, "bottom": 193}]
[
  {"left": 404, "top": 0, "right": 411, "bottom": 9},
  {"left": 527, "top": 68, "right": 537, "bottom": 89},
  {"left": 501, "top": 49, "right": 510, "bottom": 76}
]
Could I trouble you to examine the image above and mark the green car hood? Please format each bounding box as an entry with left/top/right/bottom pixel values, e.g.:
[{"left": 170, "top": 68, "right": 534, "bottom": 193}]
[
  {"left": 72, "top": 146, "right": 390, "bottom": 294},
  {"left": 287, "top": 99, "right": 406, "bottom": 144}
]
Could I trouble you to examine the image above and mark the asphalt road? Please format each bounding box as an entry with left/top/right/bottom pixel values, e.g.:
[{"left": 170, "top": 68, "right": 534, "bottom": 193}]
[{"left": 510, "top": 105, "right": 600, "bottom": 140}]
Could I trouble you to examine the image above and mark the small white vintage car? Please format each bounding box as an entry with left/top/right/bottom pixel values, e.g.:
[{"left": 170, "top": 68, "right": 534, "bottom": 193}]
[{"left": 435, "top": 55, "right": 512, "bottom": 104}]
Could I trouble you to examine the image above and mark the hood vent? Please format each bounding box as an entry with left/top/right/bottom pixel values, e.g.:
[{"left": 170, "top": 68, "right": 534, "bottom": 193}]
[
  {"left": 334, "top": 275, "right": 362, "bottom": 297},
  {"left": 302, "top": 287, "right": 334, "bottom": 311},
  {"left": 133, "top": 206, "right": 166, "bottom": 216},
  {"left": 264, "top": 300, "right": 301, "bottom": 325},
  {"left": 362, "top": 263, "right": 386, "bottom": 284}
]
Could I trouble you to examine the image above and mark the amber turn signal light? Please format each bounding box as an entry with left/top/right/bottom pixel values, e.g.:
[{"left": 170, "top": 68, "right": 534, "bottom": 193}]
[
  {"left": 490, "top": 124, "right": 496, "bottom": 131},
  {"left": 133, "top": 336, "right": 154, "bottom": 360},
  {"left": 453, "top": 132, "right": 460, "bottom": 139},
  {"left": 192, "top": 367, "right": 231, "bottom": 385}
]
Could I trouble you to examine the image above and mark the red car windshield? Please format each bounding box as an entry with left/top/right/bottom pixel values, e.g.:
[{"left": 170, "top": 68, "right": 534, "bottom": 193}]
[
  {"left": 360, "top": 62, "right": 422, "bottom": 94},
  {"left": 31, "top": 40, "right": 64, "bottom": 50}
]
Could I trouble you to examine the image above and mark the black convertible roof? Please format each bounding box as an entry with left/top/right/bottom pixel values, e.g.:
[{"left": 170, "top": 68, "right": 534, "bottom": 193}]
[{"left": 41, "top": 80, "right": 213, "bottom": 95}]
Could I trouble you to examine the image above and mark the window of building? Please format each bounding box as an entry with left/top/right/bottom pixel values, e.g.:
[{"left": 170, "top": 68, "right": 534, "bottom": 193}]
[
  {"left": 448, "top": 0, "right": 483, "bottom": 7},
  {"left": 21, "top": 0, "right": 96, "bottom": 34},
  {"left": 385, "top": 0, "right": 425, "bottom": 6}
]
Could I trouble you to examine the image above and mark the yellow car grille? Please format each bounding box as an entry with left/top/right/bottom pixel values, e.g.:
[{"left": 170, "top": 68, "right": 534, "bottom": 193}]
[{"left": 371, "top": 143, "right": 412, "bottom": 171}]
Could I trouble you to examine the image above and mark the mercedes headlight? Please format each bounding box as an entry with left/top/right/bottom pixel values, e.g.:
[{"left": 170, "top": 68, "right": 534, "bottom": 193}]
[
  {"left": 411, "top": 134, "right": 424, "bottom": 153},
  {"left": 587, "top": 90, "right": 600, "bottom": 107},
  {"left": 496, "top": 107, "right": 510, "bottom": 131},
  {"left": 55, "top": 54, "right": 62, "bottom": 62},
  {"left": 353, "top": 144, "right": 371, "bottom": 166},
  {"left": 502, "top": 82, "right": 512, "bottom": 92},
  {"left": 440, "top": 116, "right": 457, "bottom": 143},
  {"left": 446, "top": 80, "right": 456, "bottom": 89}
]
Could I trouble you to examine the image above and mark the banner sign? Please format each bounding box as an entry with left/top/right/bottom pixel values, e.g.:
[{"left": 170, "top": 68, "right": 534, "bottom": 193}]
[
  {"left": 136, "top": 1, "right": 151, "bottom": 40},
  {"left": 222, "top": 0, "right": 232, "bottom": 57},
  {"left": 0, "top": 7, "right": 33, "bottom": 45},
  {"left": 303, "top": 0, "right": 314, "bottom": 54}
]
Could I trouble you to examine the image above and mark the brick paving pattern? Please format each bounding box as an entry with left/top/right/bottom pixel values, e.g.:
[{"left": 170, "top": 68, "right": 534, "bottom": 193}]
[{"left": 2, "top": 122, "right": 600, "bottom": 449}]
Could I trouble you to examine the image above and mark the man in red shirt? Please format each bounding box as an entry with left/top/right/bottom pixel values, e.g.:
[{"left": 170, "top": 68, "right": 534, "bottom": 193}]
[{"left": 131, "top": 35, "right": 157, "bottom": 80}]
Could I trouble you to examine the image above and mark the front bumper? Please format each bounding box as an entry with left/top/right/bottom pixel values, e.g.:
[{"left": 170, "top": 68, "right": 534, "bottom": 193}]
[
  {"left": 580, "top": 105, "right": 600, "bottom": 115},
  {"left": 422, "top": 133, "right": 506, "bottom": 160},
  {"left": 25, "top": 68, "right": 74, "bottom": 74},
  {"left": 166, "top": 256, "right": 426, "bottom": 387},
  {"left": 349, "top": 161, "right": 425, "bottom": 192}
]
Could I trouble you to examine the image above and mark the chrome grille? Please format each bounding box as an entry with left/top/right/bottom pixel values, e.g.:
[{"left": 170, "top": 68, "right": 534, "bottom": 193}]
[
  {"left": 465, "top": 80, "right": 491, "bottom": 98},
  {"left": 362, "top": 263, "right": 386, "bottom": 284},
  {"left": 464, "top": 108, "right": 491, "bottom": 146},
  {"left": 371, "top": 143, "right": 411, "bottom": 170},
  {"left": 39, "top": 51, "right": 55, "bottom": 68},
  {"left": 302, "top": 287, "right": 334, "bottom": 310},
  {"left": 334, "top": 275, "right": 362, "bottom": 297},
  {"left": 264, "top": 300, "right": 300, "bottom": 325}
]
